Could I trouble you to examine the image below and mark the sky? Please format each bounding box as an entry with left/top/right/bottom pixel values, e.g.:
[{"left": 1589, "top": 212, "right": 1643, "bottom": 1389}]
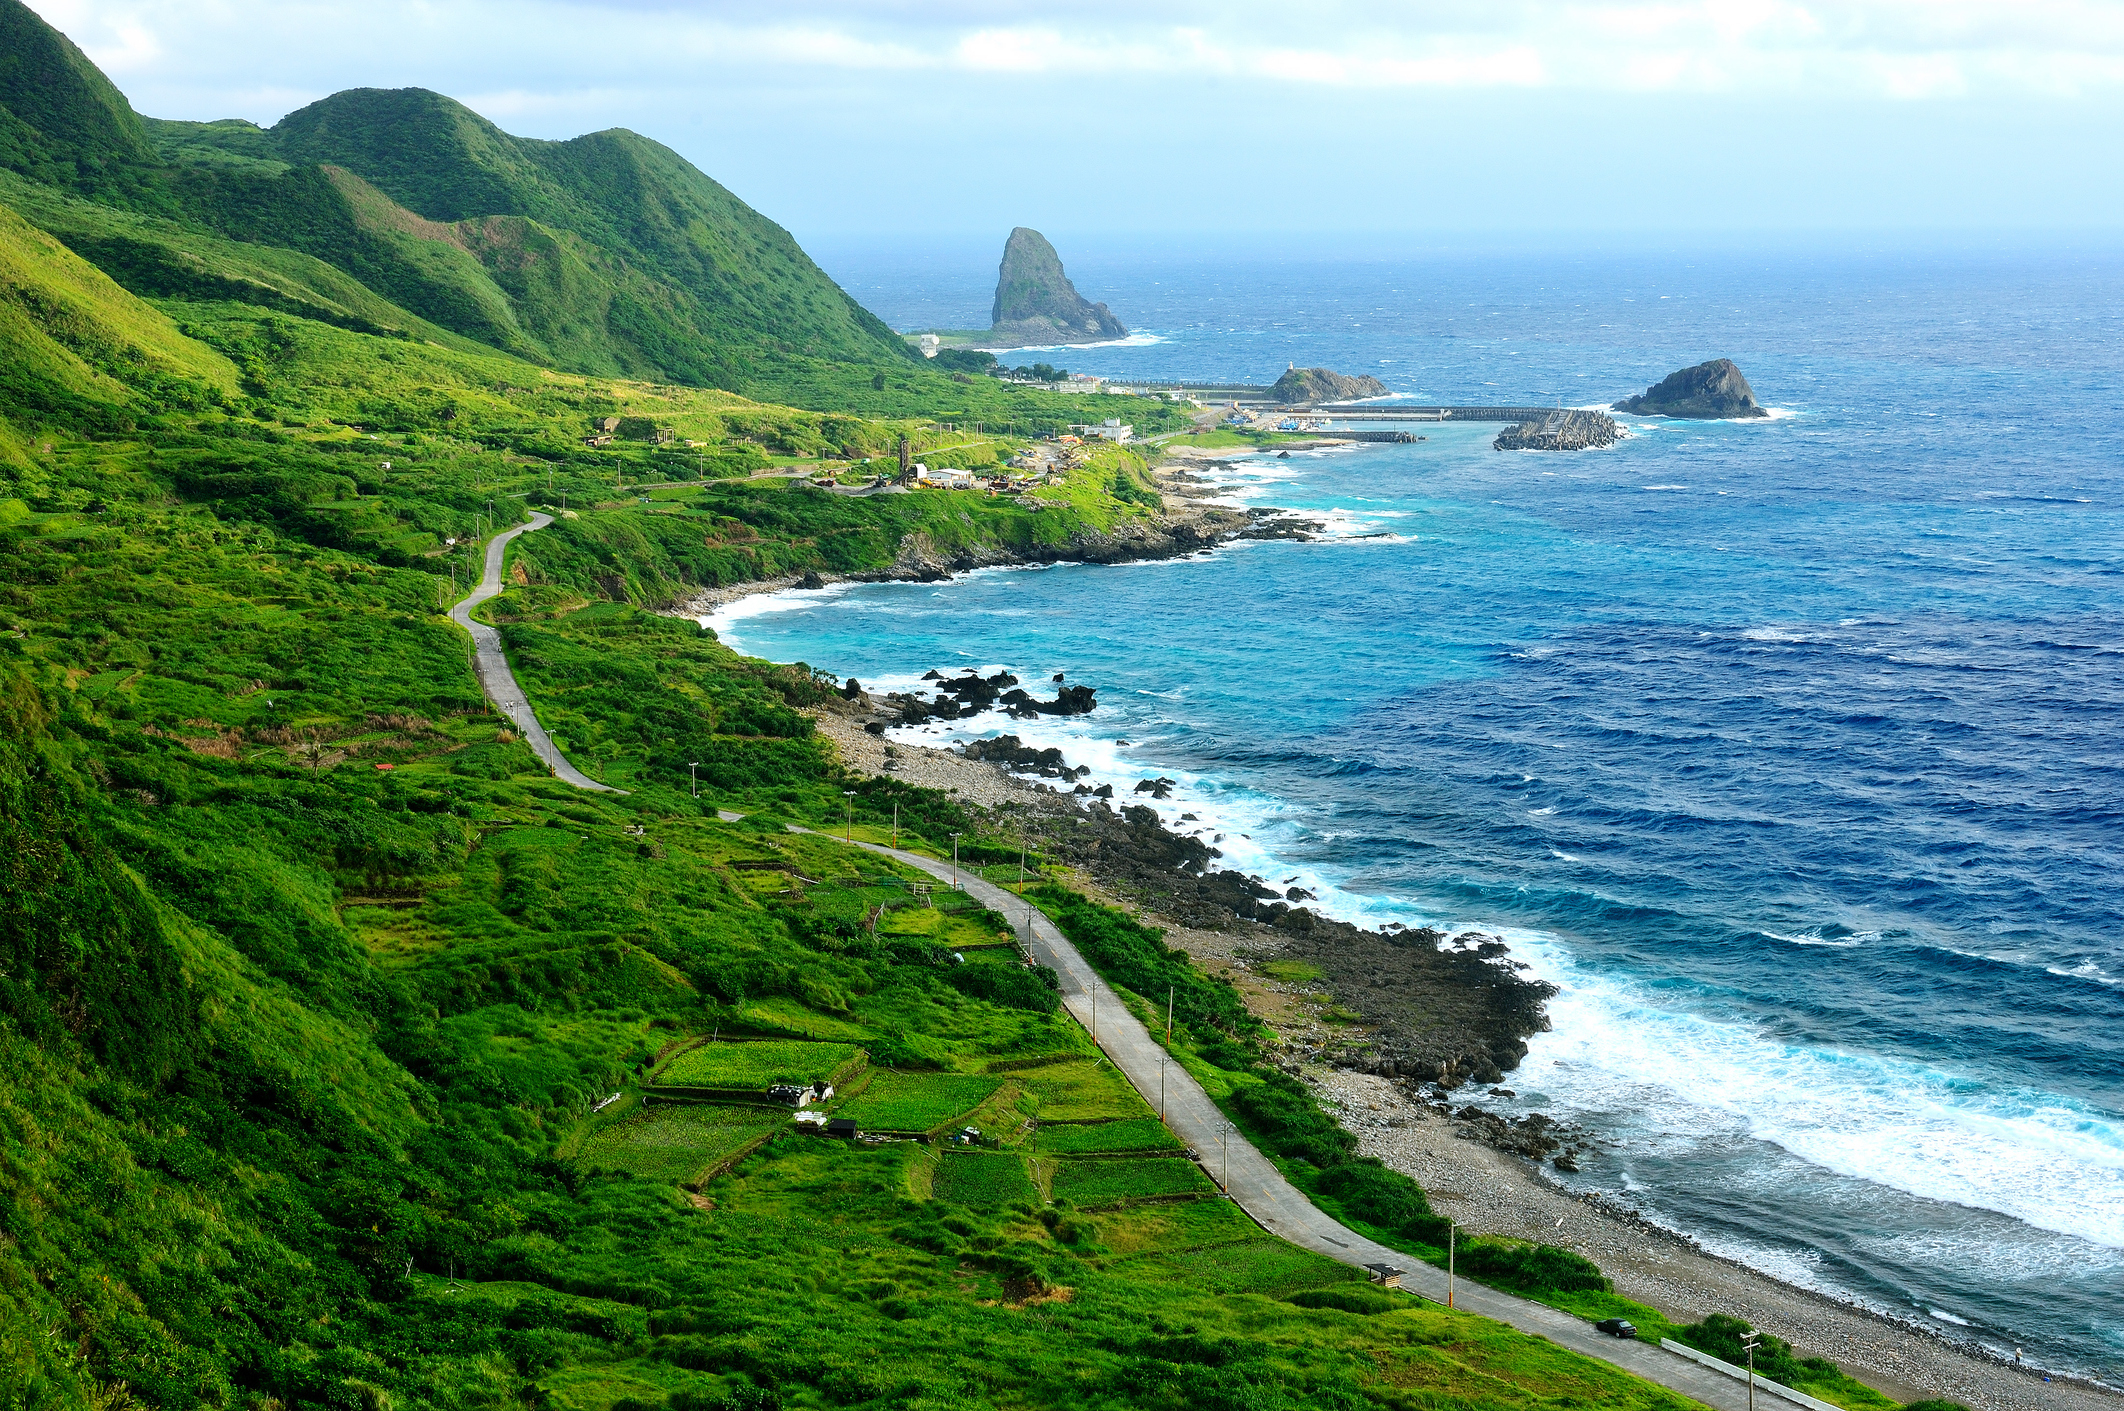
[{"left": 27, "top": 0, "right": 2124, "bottom": 255}]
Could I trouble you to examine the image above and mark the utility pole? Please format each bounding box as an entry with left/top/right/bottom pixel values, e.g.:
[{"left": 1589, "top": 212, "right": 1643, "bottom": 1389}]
[
  {"left": 1742, "top": 1330, "right": 1761, "bottom": 1411},
  {"left": 843, "top": 790, "right": 856, "bottom": 844},
  {"left": 1167, "top": 986, "right": 1174, "bottom": 1046},
  {"left": 689, "top": 761, "right": 699, "bottom": 798},
  {"left": 1448, "top": 1224, "right": 1456, "bottom": 1309},
  {"left": 948, "top": 832, "right": 962, "bottom": 889},
  {"left": 891, "top": 799, "right": 899, "bottom": 850}
]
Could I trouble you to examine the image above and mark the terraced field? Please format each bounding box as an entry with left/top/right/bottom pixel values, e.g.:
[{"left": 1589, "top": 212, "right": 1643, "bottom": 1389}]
[
  {"left": 1052, "top": 1156, "right": 1217, "bottom": 1207},
  {"left": 1120, "top": 1238, "right": 1367, "bottom": 1299},
  {"left": 657, "top": 1040, "right": 863, "bottom": 1089},
  {"left": 932, "top": 1150, "right": 1039, "bottom": 1209},
  {"left": 837, "top": 1072, "right": 1003, "bottom": 1135},
  {"left": 575, "top": 1105, "right": 785, "bottom": 1183},
  {"left": 1017, "top": 1057, "right": 1150, "bottom": 1122},
  {"left": 1032, "top": 1117, "right": 1184, "bottom": 1155}
]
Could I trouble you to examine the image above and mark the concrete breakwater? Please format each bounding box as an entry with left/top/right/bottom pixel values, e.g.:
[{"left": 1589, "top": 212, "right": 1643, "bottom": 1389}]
[{"left": 1494, "top": 410, "right": 1620, "bottom": 451}]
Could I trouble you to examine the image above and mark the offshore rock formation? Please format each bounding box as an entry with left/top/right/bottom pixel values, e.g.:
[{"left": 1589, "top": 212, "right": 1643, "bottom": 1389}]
[
  {"left": 1614, "top": 358, "right": 1769, "bottom": 418},
  {"left": 1272, "top": 366, "right": 1390, "bottom": 404},
  {"left": 986, "top": 227, "right": 1126, "bottom": 346}
]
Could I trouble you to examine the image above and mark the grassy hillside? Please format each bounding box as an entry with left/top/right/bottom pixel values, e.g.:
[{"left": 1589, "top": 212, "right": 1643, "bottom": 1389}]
[
  {"left": 0, "top": 0, "right": 160, "bottom": 202},
  {"left": 0, "top": 197, "right": 236, "bottom": 443},
  {"left": 0, "top": 285, "right": 1722, "bottom": 1409}
]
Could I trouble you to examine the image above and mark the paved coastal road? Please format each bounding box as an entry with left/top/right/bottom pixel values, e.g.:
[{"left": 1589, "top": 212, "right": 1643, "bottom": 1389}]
[
  {"left": 782, "top": 830, "right": 1758, "bottom": 1411},
  {"left": 450, "top": 515, "right": 624, "bottom": 794}
]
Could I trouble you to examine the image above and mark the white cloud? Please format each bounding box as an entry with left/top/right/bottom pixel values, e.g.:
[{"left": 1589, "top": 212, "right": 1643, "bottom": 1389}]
[{"left": 35, "top": 0, "right": 2124, "bottom": 103}]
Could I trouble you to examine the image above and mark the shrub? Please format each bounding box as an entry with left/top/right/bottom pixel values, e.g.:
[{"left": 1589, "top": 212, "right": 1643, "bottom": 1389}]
[
  {"left": 1313, "top": 1159, "right": 1451, "bottom": 1246},
  {"left": 1457, "top": 1240, "right": 1610, "bottom": 1295},
  {"left": 944, "top": 960, "right": 1059, "bottom": 1013},
  {"left": 1286, "top": 1284, "right": 1405, "bottom": 1316}
]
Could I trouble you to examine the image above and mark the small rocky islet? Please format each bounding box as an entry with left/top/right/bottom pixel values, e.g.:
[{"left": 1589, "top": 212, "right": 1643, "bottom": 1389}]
[{"left": 1614, "top": 357, "right": 1770, "bottom": 418}]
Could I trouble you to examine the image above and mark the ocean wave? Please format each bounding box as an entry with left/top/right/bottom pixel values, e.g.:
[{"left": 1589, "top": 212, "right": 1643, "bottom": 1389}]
[
  {"left": 1511, "top": 938, "right": 2124, "bottom": 1250},
  {"left": 2049, "top": 960, "right": 2121, "bottom": 986},
  {"left": 1765, "top": 929, "right": 1879, "bottom": 949}
]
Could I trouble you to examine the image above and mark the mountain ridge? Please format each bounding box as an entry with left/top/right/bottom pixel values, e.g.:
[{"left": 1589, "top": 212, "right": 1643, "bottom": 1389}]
[{"left": 0, "top": 1, "right": 914, "bottom": 383}]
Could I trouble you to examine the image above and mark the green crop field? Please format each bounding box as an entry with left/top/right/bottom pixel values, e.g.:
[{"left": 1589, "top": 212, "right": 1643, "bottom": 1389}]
[
  {"left": 1019, "top": 1057, "right": 1153, "bottom": 1122},
  {"left": 736, "top": 999, "right": 871, "bottom": 1041},
  {"left": 1034, "top": 1117, "right": 1184, "bottom": 1155},
  {"left": 1052, "top": 1156, "right": 1217, "bottom": 1206},
  {"left": 655, "top": 1039, "right": 862, "bottom": 1089},
  {"left": 1089, "top": 1193, "right": 1265, "bottom": 1258},
  {"left": 932, "top": 1150, "right": 1040, "bottom": 1209},
  {"left": 1122, "top": 1238, "right": 1366, "bottom": 1299},
  {"left": 573, "top": 1105, "right": 784, "bottom": 1184},
  {"left": 837, "top": 1072, "right": 1004, "bottom": 1134}
]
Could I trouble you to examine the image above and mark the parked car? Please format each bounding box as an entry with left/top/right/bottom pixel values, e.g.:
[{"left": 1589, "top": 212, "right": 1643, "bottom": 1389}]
[{"left": 1595, "top": 1318, "right": 1638, "bottom": 1339}]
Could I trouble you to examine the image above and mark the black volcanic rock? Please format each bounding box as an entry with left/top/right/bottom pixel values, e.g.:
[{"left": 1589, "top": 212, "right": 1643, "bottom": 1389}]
[
  {"left": 1614, "top": 358, "right": 1768, "bottom": 419},
  {"left": 1272, "top": 366, "right": 1390, "bottom": 404},
  {"left": 988, "top": 227, "right": 1126, "bottom": 346}
]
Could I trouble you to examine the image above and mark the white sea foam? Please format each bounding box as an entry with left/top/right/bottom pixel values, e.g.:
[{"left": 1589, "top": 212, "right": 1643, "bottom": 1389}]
[
  {"left": 1528, "top": 806, "right": 1557, "bottom": 816},
  {"left": 984, "top": 332, "right": 1166, "bottom": 352},
  {"left": 1511, "top": 935, "right": 2124, "bottom": 1251},
  {"left": 1766, "top": 929, "right": 1875, "bottom": 949},
  {"left": 2051, "top": 960, "right": 2121, "bottom": 986}
]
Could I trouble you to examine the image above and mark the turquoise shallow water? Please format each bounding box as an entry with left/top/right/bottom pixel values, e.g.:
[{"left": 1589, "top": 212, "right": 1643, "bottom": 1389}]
[{"left": 733, "top": 247, "right": 2124, "bottom": 1375}]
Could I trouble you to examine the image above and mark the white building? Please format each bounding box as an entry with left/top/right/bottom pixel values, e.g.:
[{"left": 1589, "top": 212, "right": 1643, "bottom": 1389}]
[
  {"left": 916, "top": 333, "right": 941, "bottom": 358},
  {"left": 1089, "top": 419, "right": 1133, "bottom": 443}
]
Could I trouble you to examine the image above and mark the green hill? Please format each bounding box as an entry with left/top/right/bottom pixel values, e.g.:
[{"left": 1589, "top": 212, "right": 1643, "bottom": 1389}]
[
  {"left": 0, "top": 196, "right": 235, "bottom": 443},
  {"left": 0, "top": 275, "right": 1722, "bottom": 1408},
  {"left": 0, "top": 0, "right": 912, "bottom": 385},
  {"left": 0, "top": 0, "right": 156, "bottom": 195}
]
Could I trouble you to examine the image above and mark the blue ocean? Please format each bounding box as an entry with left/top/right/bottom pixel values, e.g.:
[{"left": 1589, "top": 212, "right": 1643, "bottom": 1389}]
[{"left": 733, "top": 243, "right": 2124, "bottom": 1375}]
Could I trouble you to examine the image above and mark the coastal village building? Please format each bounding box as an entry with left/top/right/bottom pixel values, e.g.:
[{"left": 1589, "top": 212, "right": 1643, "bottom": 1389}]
[{"left": 1070, "top": 420, "right": 1133, "bottom": 443}]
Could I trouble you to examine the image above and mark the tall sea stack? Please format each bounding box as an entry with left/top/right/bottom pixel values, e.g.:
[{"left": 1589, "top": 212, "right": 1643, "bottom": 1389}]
[{"left": 987, "top": 227, "right": 1126, "bottom": 347}]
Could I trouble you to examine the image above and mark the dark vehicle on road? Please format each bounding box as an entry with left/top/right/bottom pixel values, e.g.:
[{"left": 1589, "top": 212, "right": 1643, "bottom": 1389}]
[{"left": 1596, "top": 1318, "right": 1638, "bottom": 1339}]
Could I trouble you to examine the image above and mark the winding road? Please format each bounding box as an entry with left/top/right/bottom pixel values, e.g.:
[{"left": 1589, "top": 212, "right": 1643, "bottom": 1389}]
[
  {"left": 453, "top": 526, "right": 1754, "bottom": 1408},
  {"left": 449, "top": 514, "right": 624, "bottom": 794},
  {"left": 831, "top": 838, "right": 1760, "bottom": 1411}
]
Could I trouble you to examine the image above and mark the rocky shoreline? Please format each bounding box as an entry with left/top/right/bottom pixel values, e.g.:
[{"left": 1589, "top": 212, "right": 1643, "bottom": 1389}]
[
  {"left": 791, "top": 698, "right": 2120, "bottom": 1411},
  {"left": 720, "top": 495, "right": 2116, "bottom": 1411},
  {"left": 676, "top": 460, "right": 1320, "bottom": 617}
]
